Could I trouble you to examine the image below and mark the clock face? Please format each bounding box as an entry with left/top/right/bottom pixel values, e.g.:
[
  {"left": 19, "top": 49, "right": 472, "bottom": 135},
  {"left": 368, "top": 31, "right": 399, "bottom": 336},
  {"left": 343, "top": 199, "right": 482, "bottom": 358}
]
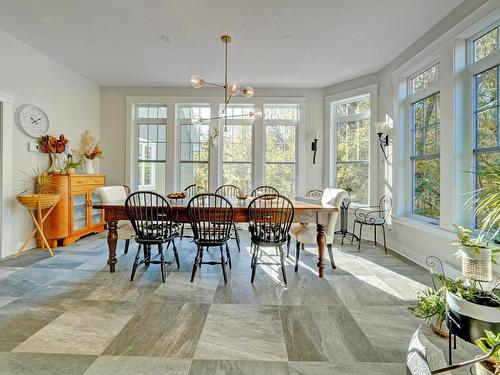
[{"left": 17, "top": 104, "right": 50, "bottom": 138}]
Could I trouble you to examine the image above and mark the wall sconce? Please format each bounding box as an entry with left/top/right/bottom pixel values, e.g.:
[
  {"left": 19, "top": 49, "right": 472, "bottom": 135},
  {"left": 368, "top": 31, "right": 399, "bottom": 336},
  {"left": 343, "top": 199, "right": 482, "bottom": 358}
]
[
  {"left": 311, "top": 132, "right": 319, "bottom": 164},
  {"left": 375, "top": 122, "right": 390, "bottom": 163}
]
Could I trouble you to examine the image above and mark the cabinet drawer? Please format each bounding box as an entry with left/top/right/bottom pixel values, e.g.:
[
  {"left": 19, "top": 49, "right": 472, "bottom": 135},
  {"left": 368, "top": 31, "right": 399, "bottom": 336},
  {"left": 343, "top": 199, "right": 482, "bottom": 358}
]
[{"left": 70, "top": 175, "right": 105, "bottom": 187}]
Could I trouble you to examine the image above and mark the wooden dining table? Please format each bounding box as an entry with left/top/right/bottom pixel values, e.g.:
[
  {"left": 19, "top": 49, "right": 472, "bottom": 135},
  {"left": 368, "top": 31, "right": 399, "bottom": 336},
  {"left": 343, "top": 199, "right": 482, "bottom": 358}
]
[{"left": 93, "top": 197, "right": 338, "bottom": 278}]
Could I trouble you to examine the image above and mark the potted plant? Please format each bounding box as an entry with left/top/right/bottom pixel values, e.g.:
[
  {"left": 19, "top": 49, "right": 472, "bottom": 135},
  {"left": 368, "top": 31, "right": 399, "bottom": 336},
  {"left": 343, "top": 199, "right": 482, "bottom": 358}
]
[
  {"left": 408, "top": 286, "right": 448, "bottom": 337},
  {"left": 476, "top": 330, "right": 500, "bottom": 375},
  {"left": 16, "top": 167, "right": 60, "bottom": 212},
  {"left": 76, "top": 130, "right": 103, "bottom": 174},
  {"left": 63, "top": 155, "right": 84, "bottom": 175},
  {"left": 39, "top": 134, "right": 69, "bottom": 173}
]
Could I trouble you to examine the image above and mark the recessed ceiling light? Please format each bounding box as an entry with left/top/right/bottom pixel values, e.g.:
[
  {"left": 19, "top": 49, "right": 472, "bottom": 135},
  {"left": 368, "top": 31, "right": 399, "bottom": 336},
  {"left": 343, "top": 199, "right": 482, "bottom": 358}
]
[
  {"left": 282, "top": 35, "right": 293, "bottom": 42},
  {"left": 160, "top": 35, "right": 171, "bottom": 42}
]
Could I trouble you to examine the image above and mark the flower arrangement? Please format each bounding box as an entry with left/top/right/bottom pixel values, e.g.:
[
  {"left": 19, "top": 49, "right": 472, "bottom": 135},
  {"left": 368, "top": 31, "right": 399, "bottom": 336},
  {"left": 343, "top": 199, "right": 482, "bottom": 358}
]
[
  {"left": 39, "top": 134, "right": 69, "bottom": 154},
  {"left": 78, "top": 130, "right": 103, "bottom": 160}
]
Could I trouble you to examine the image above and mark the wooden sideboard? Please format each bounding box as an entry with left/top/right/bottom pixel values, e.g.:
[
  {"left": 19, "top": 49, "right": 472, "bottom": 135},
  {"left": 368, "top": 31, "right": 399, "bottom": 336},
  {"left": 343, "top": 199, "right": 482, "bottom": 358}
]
[{"left": 39, "top": 174, "right": 106, "bottom": 248}]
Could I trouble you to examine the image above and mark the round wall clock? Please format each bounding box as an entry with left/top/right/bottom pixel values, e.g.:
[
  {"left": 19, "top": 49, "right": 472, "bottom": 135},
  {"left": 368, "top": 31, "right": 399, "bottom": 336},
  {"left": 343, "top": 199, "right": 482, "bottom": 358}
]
[{"left": 16, "top": 104, "right": 50, "bottom": 138}]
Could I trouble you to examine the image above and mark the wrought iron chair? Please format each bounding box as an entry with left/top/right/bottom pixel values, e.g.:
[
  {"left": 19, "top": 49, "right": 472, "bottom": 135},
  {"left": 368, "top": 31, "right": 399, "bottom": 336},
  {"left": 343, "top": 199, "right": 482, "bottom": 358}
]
[
  {"left": 180, "top": 184, "right": 207, "bottom": 240},
  {"left": 215, "top": 184, "right": 241, "bottom": 252},
  {"left": 188, "top": 193, "right": 234, "bottom": 283},
  {"left": 96, "top": 185, "right": 134, "bottom": 254},
  {"left": 125, "top": 192, "right": 180, "bottom": 283},
  {"left": 251, "top": 185, "right": 279, "bottom": 197},
  {"left": 352, "top": 195, "right": 392, "bottom": 253},
  {"left": 248, "top": 194, "right": 294, "bottom": 284},
  {"left": 305, "top": 189, "right": 323, "bottom": 200},
  {"left": 407, "top": 326, "right": 499, "bottom": 374},
  {"left": 289, "top": 188, "right": 347, "bottom": 272}
]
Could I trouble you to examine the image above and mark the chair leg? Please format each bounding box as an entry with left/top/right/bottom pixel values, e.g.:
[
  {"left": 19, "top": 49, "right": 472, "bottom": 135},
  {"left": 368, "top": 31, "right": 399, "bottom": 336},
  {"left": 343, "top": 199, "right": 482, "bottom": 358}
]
[
  {"left": 351, "top": 222, "right": 356, "bottom": 244},
  {"left": 301, "top": 243, "right": 304, "bottom": 251},
  {"left": 295, "top": 241, "right": 300, "bottom": 272},
  {"left": 374, "top": 225, "right": 377, "bottom": 245},
  {"left": 130, "top": 244, "right": 142, "bottom": 282},
  {"left": 225, "top": 243, "right": 232, "bottom": 269},
  {"left": 172, "top": 240, "right": 180, "bottom": 268},
  {"left": 327, "top": 243, "right": 336, "bottom": 269},
  {"left": 233, "top": 223, "right": 241, "bottom": 252},
  {"left": 251, "top": 246, "right": 259, "bottom": 283},
  {"left": 382, "top": 224, "right": 387, "bottom": 254},
  {"left": 124, "top": 239, "right": 130, "bottom": 254},
  {"left": 144, "top": 245, "right": 151, "bottom": 269},
  {"left": 180, "top": 223, "right": 184, "bottom": 240},
  {"left": 220, "top": 246, "right": 227, "bottom": 283},
  {"left": 286, "top": 235, "right": 291, "bottom": 258},
  {"left": 159, "top": 243, "right": 166, "bottom": 283},
  {"left": 358, "top": 224, "right": 363, "bottom": 251},
  {"left": 191, "top": 245, "right": 201, "bottom": 282},
  {"left": 279, "top": 245, "right": 287, "bottom": 285}
]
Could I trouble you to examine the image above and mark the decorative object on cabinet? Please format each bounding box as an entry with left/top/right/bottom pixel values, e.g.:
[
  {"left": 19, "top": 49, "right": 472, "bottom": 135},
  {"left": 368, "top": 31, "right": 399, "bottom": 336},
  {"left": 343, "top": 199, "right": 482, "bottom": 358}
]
[
  {"left": 16, "top": 167, "right": 60, "bottom": 257},
  {"left": 39, "top": 174, "right": 106, "bottom": 248},
  {"left": 16, "top": 104, "right": 50, "bottom": 138},
  {"left": 75, "top": 131, "right": 103, "bottom": 174},
  {"left": 39, "top": 134, "right": 70, "bottom": 173}
]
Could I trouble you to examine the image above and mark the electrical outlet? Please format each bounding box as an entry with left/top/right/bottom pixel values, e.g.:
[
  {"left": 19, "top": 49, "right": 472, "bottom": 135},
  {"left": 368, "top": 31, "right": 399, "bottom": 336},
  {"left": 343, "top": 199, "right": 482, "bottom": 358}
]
[{"left": 28, "top": 142, "right": 40, "bottom": 152}]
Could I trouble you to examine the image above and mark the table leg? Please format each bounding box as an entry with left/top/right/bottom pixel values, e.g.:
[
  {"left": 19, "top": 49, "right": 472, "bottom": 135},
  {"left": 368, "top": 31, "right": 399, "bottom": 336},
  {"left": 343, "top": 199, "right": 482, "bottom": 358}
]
[
  {"left": 316, "top": 223, "right": 326, "bottom": 278},
  {"left": 107, "top": 220, "right": 118, "bottom": 273}
]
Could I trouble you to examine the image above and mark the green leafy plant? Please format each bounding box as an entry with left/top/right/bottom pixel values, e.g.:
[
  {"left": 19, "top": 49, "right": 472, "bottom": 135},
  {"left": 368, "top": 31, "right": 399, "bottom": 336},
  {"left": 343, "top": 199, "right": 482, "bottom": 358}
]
[
  {"left": 408, "top": 286, "right": 446, "bottom": 332},
  {"left": 452, "top": 224, "right": 500, "bottom": 262},
  {"left": 18, "top": 166, "right": 54, "bottom": 195},
  {"left": 63, "top": 156, "right": 84, "bottom": 173},
  {"left": 476, "top": 330, "right": 500, "bottom": 374},
  {"left": 439, "top": 274, "right": 500, "bottom": 308}
]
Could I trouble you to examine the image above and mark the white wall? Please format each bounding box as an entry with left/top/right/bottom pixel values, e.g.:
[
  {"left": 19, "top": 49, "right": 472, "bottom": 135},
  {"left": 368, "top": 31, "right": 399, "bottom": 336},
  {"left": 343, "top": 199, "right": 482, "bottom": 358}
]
[
  {"left": 0, "top": 29, "right": 100, "bottom": 258},
  {"left": 100, "top": 87, "right": 324, "bottom": 194}
]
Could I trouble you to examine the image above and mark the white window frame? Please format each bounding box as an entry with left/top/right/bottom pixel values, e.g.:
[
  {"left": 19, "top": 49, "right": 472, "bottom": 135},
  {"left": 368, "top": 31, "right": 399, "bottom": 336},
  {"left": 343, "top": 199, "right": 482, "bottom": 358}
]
[
  {"left": 126, "top": 96, "right": 305, "bottom": 194},
  {"left": 407, "top": 62, "right": 441, "bottom": 224},
  {"left": 324, "top": 84, "right": 378, "bottom": 205}
]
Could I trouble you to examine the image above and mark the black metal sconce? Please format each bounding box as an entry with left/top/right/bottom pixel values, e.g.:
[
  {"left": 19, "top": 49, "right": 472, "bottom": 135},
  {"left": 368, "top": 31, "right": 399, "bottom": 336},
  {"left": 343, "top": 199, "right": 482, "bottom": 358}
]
[
  {"left": 375, "top": 122, "right": 390, "bottom": 163},
  {"left": 311, "top": 134, "right": 318, "bottom": 164}
]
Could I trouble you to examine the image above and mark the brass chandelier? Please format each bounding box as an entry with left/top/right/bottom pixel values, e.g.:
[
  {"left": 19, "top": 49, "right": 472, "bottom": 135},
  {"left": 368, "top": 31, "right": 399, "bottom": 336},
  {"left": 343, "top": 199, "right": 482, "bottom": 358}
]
[{"left": 190, "top": 35, "right": 262, "bottom": 131}]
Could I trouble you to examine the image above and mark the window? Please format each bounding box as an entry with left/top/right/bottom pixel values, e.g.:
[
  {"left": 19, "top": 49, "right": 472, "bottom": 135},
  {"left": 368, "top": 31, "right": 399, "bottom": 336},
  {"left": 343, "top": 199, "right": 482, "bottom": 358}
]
[
  {"left": 136, "top": 105, "right": 167, "bottom": 194},
  {"left": 178, "top": 104, "right": 210, "bottom": 190},
  {"left": 221, "top": 104, "right": 254, "bottom": 191},
  {"left": 410, "top": 92, "right": 441, "bottom": 221},
  {"left": 471, "top": 25, "right": 500, "bottom": 230},
  {"left": 473, "top": 26, "right": 499, "bottom": 62},
  {"left": 264, "top": 104, "right": 298, "bottom": 197},
  {"left": 333, "top": 96, "right": 370, "bottom": 203},
  {"left": 411, "top": 63, "right": 440, "bottom": 94}
]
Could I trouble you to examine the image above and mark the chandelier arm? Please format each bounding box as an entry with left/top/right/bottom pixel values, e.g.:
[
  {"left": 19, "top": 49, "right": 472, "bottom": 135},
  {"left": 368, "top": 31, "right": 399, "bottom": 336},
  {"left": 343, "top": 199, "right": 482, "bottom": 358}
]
[
  {"left": 201, "top": 81, "right": 225, "bottom": 88},
  {"left": 225, "top": 93, "right": 233, "bottom": 106}
]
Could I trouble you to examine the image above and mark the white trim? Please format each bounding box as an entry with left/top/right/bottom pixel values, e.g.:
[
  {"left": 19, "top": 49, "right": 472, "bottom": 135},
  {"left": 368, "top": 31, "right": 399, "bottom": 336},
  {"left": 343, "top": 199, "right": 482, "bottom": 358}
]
[{"left": 0, "top": 91, "right": 15, "bottom": 259}]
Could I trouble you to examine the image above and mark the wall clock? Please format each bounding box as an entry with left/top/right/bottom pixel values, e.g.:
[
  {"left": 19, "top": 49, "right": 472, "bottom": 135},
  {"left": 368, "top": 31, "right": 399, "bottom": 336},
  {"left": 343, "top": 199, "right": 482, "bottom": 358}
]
[{"left": 16, "top": 104, "right": 50, "bottom": 138}]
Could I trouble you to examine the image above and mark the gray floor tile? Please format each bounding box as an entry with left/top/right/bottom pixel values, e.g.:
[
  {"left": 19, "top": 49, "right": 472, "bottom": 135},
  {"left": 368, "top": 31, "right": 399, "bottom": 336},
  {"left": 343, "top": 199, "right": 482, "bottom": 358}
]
[
  {"left": 83, "top": 356, "right": 191, "bottom": 375},
  {"left": 189, "top": 359, "right": 290, "bottom": 375},
  {"left": 0, "top": 352, "right": 96, "bottom": 375},
  {"left": 152, "top": 272, "right": 219, "bottom": 304},
  {"left": 288, "top": 361, "right": 405, "bottom": 375}
]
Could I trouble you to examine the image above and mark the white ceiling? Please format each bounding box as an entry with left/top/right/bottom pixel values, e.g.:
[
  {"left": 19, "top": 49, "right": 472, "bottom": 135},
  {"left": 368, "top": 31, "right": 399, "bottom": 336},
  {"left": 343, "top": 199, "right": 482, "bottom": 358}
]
[{"left": 0, "top": 0, "right": 463, "bottom": 88}]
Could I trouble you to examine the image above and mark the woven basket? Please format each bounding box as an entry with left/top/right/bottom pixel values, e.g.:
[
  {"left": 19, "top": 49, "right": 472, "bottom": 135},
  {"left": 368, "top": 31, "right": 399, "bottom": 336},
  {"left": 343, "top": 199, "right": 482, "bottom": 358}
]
[
  {"left": 16, "top": 194, "right": 60, "bottom": 210},
  {"left": 460, "top": 246, "right": 492, "bottom": 282}
]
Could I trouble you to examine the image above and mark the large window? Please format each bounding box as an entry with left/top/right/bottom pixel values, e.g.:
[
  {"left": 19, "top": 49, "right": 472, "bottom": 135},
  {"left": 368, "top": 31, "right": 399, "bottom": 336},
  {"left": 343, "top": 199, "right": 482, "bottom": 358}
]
[
  {"left": 136, "top": 105, "right": 167, "bottom": 194},
  {"left": 264, "top": 104, "right": 298, "bottom": 197},
  {"left": 410, "top": 81, "right": 441, "bottom": 221},
  {"left": 178, "top": 104, "right": 210, "bottom": 190},
  {"left": 471, "top": 24, "right": 499, "bottom": 230},
  {"left": 221, "top": 104, "right": 254, "bottom": 191},
  {"left": 333, "top": 96, "right": 370, "bottom": 203}
]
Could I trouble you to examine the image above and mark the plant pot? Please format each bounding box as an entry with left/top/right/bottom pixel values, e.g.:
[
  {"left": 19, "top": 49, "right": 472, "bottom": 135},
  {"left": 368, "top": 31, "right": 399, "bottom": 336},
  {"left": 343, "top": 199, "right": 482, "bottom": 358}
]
[
  {"left": 84, "top": 159, "right": 94, "bottom": 174},
  {"left": 430, "top": 315, "right": 449, "bottom": 338},
  {"left": 66, "top": 167, "right": 76, "bottom": 175},
  {"left": 460, "top": 245, "right": 492, "bottom": 282},
  {"left": 476, "top": 362, "right": 496, "bottom": 375},
  {"left": 48, "top": 153, "right": 67, "bottom": 173},
  {"left": 446, "top": 291, "right": 500, "bottom": 342},
  {"left": 16, "top": 194, "right": 60, "bottom": 210}
]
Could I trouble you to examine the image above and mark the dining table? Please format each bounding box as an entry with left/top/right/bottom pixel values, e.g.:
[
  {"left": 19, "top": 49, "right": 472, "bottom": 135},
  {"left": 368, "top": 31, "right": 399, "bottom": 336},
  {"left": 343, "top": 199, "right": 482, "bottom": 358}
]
[{"left": 93, "top": 197, "right": 338, "bottom": 278}]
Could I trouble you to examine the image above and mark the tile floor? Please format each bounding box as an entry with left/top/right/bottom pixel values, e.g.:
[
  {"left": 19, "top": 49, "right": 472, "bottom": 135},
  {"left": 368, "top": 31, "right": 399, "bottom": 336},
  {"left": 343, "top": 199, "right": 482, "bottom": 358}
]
[{"left": 0, "top": 231, "right": 479, "bottom": 374}]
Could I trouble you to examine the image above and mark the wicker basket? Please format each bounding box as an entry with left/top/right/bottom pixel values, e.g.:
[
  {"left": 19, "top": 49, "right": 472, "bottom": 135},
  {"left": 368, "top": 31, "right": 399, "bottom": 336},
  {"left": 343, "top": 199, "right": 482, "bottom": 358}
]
[
  {"left": 16, "top": 194, "right": 60, "bottom": 210},
  {"left": 460, "top": 246, "right": 492, "bottom": 282}
]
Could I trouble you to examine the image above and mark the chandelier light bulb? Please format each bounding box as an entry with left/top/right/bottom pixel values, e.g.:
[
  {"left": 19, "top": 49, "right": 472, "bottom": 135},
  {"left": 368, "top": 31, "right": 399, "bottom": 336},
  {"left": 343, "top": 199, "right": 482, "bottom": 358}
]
[
  {"left": 191, "top": 115, "right": 202, "bottom": 125},
  {"left": 243, "top": 86, "right": 255, "bottom": 98},
  {"left": 190, "top": 75, "right": 204, "bottom": 89},
  {"left": 229, "top": 82, "right": 240, "bottom": 95},
  {"left": 249, "top": 107, "right": 262, "bottom": 120}
]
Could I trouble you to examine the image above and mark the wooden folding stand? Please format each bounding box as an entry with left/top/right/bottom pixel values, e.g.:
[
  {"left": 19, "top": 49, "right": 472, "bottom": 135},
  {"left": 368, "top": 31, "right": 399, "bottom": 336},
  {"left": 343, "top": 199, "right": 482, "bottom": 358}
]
[{"left": 16, "top": 194, "right": 60, "bottom": 257}]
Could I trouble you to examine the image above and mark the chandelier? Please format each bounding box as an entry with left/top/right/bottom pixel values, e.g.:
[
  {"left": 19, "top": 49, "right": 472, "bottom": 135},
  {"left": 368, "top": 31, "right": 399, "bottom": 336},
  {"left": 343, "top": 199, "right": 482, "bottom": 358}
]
[{"left": 190, "top": 35, "right": 262, "bottom": 131}]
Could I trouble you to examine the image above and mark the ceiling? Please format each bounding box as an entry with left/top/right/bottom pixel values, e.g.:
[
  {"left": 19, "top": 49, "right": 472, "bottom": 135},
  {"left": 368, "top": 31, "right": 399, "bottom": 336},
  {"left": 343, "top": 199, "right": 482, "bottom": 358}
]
[{"left": 0, "top": 0, "right": 463, "bottom": 88}]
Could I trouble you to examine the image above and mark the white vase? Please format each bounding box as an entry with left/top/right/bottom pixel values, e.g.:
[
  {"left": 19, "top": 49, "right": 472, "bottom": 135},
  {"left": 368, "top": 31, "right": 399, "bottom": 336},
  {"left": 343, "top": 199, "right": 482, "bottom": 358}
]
[
  {"left": 84, "top": 159, "right": 94, "bottom": 174},
  {"left": 48, "top": 153, "right": 67, "bottom": 173}
]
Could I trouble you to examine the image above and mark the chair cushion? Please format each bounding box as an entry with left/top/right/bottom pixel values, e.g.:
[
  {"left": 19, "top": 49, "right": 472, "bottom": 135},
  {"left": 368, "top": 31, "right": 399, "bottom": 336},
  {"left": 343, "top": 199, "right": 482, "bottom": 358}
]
[
  {"left": 355, "top": 216, "right": 385, "bottom": 225},
  {"left": 97, "top": 186, "right": 128, "bottom": 203},
  {"left": 289, "top": 223, "right": 334, "bottom": 245}
]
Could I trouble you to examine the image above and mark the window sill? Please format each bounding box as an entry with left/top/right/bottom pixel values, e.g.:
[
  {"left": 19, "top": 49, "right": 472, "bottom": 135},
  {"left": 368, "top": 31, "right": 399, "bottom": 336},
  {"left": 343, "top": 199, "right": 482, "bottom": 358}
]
[{"left": 391, "top": 216, "right": 455, "bottom": 240}]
